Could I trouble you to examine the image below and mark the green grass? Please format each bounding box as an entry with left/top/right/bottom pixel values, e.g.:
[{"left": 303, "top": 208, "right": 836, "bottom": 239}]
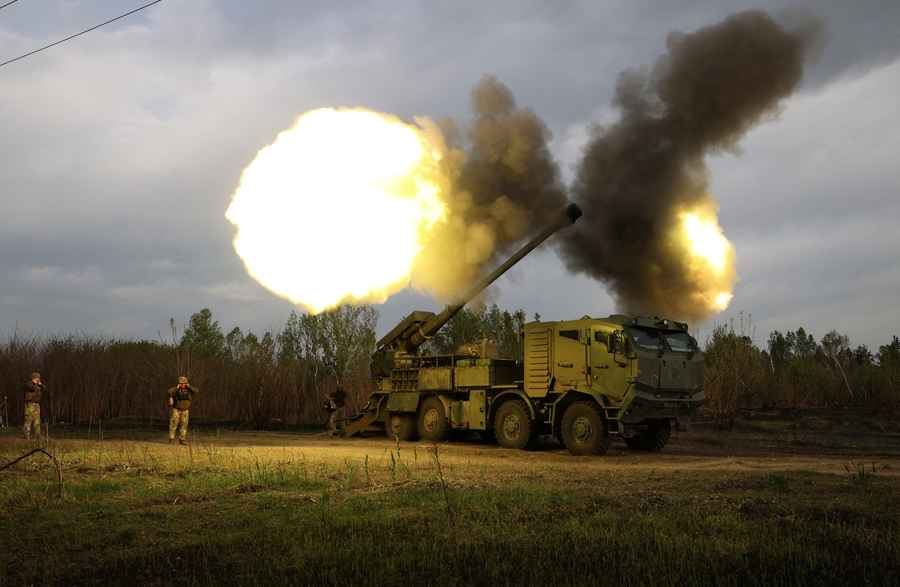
[{"left": 1, "top": 435, "right": 898, "bottom": 586}]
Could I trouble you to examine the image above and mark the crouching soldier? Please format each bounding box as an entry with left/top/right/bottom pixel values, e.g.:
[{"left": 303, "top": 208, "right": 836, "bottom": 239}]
[
  {"left": 323, "top": 386, "right": 346, "bottom": 436},
  {"left": 167, "top": 376, "right": 198, "bottom": 445},
  {"left": 23, "top": 372, "right": 44, "bottom": 441}
]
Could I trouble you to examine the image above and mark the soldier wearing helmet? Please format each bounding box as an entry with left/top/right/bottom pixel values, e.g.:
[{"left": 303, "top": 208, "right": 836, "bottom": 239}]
[
  {"left": 167, "top": 376, "right": 198, "bottom": 445},
  {"left": 323, "top": 385, "right": 346, "bottom": 436},
  {"left": 22, "top": 371, "right": 45, "bottom": 441}
]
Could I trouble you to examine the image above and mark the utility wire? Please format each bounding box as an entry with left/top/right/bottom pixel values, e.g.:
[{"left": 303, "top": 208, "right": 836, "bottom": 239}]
[
  {"left": 0, "top": 0, "right": 163, "bottom": 69},
  {"left": 0, "top": 0, "right": 21, "bottom": 12}
]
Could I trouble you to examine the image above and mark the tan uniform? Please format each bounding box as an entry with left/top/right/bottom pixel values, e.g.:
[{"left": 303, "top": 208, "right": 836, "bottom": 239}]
[
  {"left": 167, "top": 384, "right": 198, "bottom": 441},
  {"left": 324, "top": 387, "right": 346, "bottom": 435},
  {"left": 23, "top": 381, "right": 43, "bottom": 440},
  {"left": 325, "top": 401, "right": 338, "bottom": 434}
]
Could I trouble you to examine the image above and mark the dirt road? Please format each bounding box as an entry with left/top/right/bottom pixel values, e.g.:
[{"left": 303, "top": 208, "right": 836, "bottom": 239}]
[
  {"left": 5, "top": 418, "right": 899, "bottom": 482},
  {"left": 151, "top": 424, "right": 900, "bottom": 480}
]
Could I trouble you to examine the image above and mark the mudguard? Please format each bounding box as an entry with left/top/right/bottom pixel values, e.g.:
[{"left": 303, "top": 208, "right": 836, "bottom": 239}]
[{"left": 386, "top": 392, "right": 420, "bottom": 413}]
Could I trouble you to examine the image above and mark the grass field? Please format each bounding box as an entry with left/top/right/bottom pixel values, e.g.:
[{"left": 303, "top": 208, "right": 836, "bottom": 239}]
[{"left": 1, "top": 417, "right": 899, "bottom": 586}]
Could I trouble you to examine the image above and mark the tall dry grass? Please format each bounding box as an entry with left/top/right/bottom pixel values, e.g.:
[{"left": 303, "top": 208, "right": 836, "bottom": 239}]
[
  {"left": 0, "top": 333, "right": 369, "bottom": 428},
  {"left": 703, "top": 317, "right": 899, "bottom": 422}
]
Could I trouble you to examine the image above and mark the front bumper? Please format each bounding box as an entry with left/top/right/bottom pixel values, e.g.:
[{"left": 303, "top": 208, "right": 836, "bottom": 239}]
[{"left": 619, "top": 386, "right": 704, "bottom": 424}]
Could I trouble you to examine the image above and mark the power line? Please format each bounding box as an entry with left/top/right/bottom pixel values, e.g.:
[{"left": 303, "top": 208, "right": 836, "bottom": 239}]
[
  {"left": 0, "top": 0, "right": 164, "bottom": 69},
  {"left": 0, "top": 0, "right": 22, "bottom": 12}
]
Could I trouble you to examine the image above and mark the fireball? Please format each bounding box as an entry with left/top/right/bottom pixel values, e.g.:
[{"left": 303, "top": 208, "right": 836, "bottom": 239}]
[
  {"left": 225, "top": 108, "right": 449, "bottom": 313},
  {"left": 675, "top": 201, "right": 736, "bottom": 313}
]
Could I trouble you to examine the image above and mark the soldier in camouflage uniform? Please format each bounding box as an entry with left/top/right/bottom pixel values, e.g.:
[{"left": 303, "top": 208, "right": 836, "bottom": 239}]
[
  {"left": 23, "top": 372, "right": 44, "bottom": 440},
  {"left": 323, "top": 386, "right": 346, "bottom": 436},
  {"left": 167, "top": 376, "right": 198, "bottom": 445}
]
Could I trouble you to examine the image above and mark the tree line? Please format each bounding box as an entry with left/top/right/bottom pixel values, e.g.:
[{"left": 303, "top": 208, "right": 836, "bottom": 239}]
[
  {"left": 1, "top": 306, "right": 897, "bottom": 428},
  {"left": 704, "top": 317, "right": 900, "bottom": 421},
  {"left": 0, "top": 304, "right": 525, "bottom": 428}
]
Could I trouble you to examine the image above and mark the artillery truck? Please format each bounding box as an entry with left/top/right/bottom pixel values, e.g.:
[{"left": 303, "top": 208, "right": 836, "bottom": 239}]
[{"left": 342, "top": 203, "right": 705, "bottom": 455}]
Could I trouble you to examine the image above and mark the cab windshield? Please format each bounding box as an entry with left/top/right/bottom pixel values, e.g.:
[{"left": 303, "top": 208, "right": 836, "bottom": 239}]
[
  {"left": 625, "top": 327, "right": 663, "bottom": 352},
  {"left": 663, "top": 332, "right": 698, "bottom": 353},
  {"left": 626, "top": 327, "right": 698, "bottom": 353}
]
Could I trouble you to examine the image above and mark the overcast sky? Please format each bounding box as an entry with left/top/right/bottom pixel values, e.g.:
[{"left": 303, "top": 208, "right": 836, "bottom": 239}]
[{"left": 2, "top": 0, "right": 898, "bottom": 350}]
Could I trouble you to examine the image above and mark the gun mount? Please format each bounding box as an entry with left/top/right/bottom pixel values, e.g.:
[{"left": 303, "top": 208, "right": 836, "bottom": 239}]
[{"left": 373, "top": 202, "right": 582, "bottom": 364}]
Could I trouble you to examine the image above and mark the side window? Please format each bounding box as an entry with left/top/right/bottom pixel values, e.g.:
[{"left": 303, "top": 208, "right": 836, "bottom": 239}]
[
  {"left": 593, "top": 331, "right": 608, "bottom": 349},
  {"left": 559, "top": 329, "right": 579, "bottom": 342}
]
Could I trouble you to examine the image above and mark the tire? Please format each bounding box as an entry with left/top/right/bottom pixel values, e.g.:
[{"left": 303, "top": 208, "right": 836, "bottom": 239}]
[
  {"left": 418, "top": 397, "right": 450, "bottom": 442},
  {"left": 560, "top": 400, "right": 609, "bottom": 456},
  {"left": 385, "top": 412, "right": 418, "bottom": 441},
  {"left": 493, "top": 399, "right": 534, "bottom": 450},
  {"left": 645, "top": 419, "right": 672, "bottom": 451},
  {"left": 624, "top": 419, "right": 672, "bottom": 452}
]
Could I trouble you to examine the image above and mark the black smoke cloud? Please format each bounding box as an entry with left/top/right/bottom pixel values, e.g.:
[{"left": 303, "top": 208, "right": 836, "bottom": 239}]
[
  {"left": 457, "top": 75, "right": 567, "bottom": 247},
  {"left": 412, "top": 76, "right": 567, "bottom": 301},
  {"left": 559, "top": 10, "right": 821, "bottom": 321}
]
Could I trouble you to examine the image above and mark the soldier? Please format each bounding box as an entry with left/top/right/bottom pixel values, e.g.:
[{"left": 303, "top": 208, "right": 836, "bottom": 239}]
[
  {"left": 23, "top": 372, "right": 44, "bottom": 441},
  {"left": 167, "top": 376, "right": 198, "bottom": 445},
  {"left": 323, "top": 386, "right": 346, "bottom": 436}
]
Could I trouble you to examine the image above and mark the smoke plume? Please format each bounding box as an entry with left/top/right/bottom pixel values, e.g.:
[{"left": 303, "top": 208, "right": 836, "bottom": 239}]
[
  {"left": 560, "top": 10, "right": 820, "bottom": 320},
  {"left": 410, "top": 76, "right": 566, "bottom": 300},
  {"left": 227, "top": 11, "right": 821, "bottom": 317}
]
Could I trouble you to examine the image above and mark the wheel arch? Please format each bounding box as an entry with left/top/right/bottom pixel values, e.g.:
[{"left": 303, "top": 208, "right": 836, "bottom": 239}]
[{"left": 385, "top": 391, "right": 422, "bottom": 414}]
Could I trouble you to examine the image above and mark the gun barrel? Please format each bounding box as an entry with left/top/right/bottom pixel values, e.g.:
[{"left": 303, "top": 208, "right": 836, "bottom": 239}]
[{"left": 406, "top": 202, "right": 582, "bottom": 349}]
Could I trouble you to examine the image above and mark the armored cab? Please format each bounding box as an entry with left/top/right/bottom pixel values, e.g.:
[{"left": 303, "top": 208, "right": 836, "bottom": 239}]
[
  {"left": 342, "top": 203, "right": 705, "bottom": 455},
  {"left": 520, "top": 315, "right": 704, "bottom": 454}
]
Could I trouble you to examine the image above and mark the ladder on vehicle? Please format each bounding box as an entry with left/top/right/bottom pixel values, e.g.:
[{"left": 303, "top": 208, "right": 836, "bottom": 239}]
[{"left": 339, "top": 395, "right": 385, "bottom": 438}]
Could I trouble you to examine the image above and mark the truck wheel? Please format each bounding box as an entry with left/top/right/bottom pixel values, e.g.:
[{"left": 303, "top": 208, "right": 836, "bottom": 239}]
[
  {"left": 493, "top": 399, "right": 534, "bottom": 450},
  {"left": 418, "top": 397, "right": 450, "bottom": 442},
  {"left": 644, "top": 419, "right": 672, "bottom": 451},
  {"left": 625, "top": 420, "right": 671, "bottom": 451},
  {"left": 385, "top": 412, "right": 418, "bottom": 441},
  {"left": 561, "top": 401, "right": 609, "bottom": 456}
]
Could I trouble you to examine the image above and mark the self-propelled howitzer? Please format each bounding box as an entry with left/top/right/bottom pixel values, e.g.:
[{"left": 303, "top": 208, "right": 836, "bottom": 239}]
[{"left": 342, "top": 203, "right": 705, "bottom": 455}]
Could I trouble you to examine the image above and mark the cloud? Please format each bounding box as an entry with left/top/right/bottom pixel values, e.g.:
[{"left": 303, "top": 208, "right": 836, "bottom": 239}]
[
  {"left": 18, "top": 265, "right": 104, "bottom": 289},
  {"left": 0, "top": 1, "right": 898, "bottom": 348}
]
